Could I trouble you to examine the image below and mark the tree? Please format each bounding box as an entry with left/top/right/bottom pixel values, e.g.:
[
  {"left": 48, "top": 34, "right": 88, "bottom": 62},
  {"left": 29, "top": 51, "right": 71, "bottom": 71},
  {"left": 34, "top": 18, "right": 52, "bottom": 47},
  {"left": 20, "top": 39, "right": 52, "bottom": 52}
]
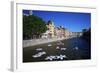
[
  {"left": 23, "top": 15, "right": 47, "bottom": 40},
  {"left": 82, "top": 28, "right": 91, "bottom": 43}
]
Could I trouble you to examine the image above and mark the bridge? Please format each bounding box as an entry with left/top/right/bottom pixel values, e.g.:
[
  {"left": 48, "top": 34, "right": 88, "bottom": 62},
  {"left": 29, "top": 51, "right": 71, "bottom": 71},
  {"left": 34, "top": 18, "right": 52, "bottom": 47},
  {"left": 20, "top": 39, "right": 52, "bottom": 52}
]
[{"left": 68, "top": 32, "right": 83, "bottom": 38}]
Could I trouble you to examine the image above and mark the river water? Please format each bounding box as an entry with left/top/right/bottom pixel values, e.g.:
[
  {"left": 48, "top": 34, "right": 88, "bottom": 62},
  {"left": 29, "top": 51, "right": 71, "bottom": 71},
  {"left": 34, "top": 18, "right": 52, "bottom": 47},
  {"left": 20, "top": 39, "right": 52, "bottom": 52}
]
[{"left": 23, "top": 37, "right": 91, "bottom": 63}]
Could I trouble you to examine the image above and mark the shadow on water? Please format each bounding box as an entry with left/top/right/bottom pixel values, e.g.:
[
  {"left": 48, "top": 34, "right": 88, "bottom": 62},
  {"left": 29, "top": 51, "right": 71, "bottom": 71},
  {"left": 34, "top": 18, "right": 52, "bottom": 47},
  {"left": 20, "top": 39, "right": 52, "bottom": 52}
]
[
  {"left": 62, "top": 37, "right": 91, "bottom": 59},
  {"left": 23, "top": 36, "right": 91, "bottom": 63}
]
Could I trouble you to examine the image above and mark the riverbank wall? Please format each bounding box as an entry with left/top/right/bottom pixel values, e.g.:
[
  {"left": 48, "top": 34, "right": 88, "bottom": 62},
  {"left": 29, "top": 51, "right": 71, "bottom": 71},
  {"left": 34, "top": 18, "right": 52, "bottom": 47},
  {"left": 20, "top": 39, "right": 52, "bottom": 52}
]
[{"left": 23, "top": 37, "right": 66, "bottom": 48}]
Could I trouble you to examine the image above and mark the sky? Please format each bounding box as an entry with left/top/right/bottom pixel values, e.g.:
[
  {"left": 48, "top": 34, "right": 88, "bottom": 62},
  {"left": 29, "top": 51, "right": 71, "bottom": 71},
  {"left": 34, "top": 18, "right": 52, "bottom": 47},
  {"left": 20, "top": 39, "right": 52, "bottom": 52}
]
[{"left": 23, "top": 10, "right": 91, "bottom": 32}]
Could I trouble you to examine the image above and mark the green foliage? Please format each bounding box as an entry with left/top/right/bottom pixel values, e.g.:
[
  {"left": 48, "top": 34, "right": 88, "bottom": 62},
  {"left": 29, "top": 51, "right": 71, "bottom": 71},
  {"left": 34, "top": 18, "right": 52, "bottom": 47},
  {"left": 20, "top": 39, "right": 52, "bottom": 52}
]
[
  {"left": 82, "top": 28, "right": 91, "bottom": 42},
  {"left": 23, "top": 15, "right": 47, "bottom": 40}
]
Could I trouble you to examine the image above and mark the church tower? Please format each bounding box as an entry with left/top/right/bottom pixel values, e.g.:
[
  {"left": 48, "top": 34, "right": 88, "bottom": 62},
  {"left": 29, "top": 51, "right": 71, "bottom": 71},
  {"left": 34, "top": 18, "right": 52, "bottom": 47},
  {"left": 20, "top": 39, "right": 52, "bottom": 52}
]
[
  {"left": 29, "top": 10, "right": 33, "bottom": 15},
  {"left": 47, "top": 20, "right": 55, "bottom": 38}
]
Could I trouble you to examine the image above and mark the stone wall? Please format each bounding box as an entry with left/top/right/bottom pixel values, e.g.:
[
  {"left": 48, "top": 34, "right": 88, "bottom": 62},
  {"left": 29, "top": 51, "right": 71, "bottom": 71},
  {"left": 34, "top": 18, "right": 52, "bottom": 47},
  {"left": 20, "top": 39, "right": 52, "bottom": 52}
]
[{"left": 23, "top": 37, "right": 65, "bottom": 48}]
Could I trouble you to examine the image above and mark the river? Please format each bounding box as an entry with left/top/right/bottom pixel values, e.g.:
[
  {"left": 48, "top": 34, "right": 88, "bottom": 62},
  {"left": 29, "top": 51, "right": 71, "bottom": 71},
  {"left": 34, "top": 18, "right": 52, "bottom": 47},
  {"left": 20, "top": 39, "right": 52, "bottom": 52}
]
[{"left": 23, "top": 37, "right": 91, "bottom": 63}]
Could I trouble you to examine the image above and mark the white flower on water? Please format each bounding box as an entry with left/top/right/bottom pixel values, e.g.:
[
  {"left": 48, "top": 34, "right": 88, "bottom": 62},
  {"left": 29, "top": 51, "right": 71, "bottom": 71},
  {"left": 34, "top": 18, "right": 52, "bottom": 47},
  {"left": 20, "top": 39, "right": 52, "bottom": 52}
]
[
  {"left": 32, "top": 54, "right": 41, "bottom": 58},
  {"left": 36, "top": 48, "right": 43, "bottom": 51},
  {"left": 48, "top": 44, "right": 52, "bottom": 46},
  {"left": 56, "top": 46, "right": 60, "bottom": 49},
  {"left": 46, "top": 57, "right": 53, "bottom": 61},
  {"left": 61, "top": 48, "right": 67, "bottom": 50},
  {"left": 40, "top": 51, "right": 46, "bottom": 55},
  {"left": 56, "top": 55, "right": 66, "bottom": 60},
  {"left": 45, "top": 55, "right": 67, "bottom": 60},
  {"left": 50, "top": 56, "right": 56, "bottom": 59},
  {"left": 73, "top": 46, "right": 79, "bottom": 50},
  {"left": 56, "top": 55, "right": 61, "bottom": 59},
  {"left": 45, "top": 56, "right": 56, "bottom": 61},
  {"left": 32, "top": 51, "right": 46, "bottom": 58}
]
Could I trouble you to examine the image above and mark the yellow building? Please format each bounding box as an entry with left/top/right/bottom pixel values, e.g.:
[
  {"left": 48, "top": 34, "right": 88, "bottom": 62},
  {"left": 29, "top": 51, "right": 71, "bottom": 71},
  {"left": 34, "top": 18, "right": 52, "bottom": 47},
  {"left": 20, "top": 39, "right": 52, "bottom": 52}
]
[
  {"left": 54, "top": 26, "right": 70, "bottom": 38},
  {"left": 46, "top": 20, "right": 55, "bottom": 38}
]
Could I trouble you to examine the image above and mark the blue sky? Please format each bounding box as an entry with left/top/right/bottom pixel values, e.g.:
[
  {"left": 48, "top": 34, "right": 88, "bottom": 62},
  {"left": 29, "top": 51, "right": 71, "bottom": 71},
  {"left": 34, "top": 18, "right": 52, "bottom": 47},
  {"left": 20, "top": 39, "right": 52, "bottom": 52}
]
[{"left": 23, "top": 10, "right": 91, "bottom": 32}]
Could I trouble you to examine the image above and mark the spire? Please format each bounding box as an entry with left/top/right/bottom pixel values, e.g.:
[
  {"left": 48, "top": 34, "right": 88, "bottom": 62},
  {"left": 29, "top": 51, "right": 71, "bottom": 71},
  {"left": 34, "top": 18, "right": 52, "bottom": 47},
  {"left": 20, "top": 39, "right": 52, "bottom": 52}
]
[
  {"left": 47, "top": 20, "right": 52, "bottom": 24},
  {"left": 29, "top": 10, "right": 33, "bottom": 15}
]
